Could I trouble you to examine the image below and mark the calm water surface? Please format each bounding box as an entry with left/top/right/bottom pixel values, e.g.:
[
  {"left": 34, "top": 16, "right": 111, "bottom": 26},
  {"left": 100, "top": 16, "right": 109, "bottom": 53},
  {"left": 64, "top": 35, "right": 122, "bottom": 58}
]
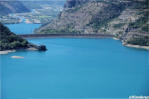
[
  {"left": 1, "top": 38, "right": 149, "bottom": 99},
  {"left": 6, "top": 23, "right": 41, "bottom": 34}
]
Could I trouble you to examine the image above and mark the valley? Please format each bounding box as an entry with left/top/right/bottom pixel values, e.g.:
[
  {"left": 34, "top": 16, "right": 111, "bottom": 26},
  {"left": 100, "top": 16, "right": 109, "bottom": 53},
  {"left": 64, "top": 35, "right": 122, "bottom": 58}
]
[
  {"left": 0, "top": 1, "right": 64, "bottom": 24},
  {"left": 0, "top": 1, "right": 149, "bottom": 98}
]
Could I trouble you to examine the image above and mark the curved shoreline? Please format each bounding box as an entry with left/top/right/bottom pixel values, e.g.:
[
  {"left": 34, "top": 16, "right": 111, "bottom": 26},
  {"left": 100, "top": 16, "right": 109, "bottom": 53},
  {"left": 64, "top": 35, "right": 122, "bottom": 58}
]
[
  {"left": 0, "top": 50, "right": 16, "bottom": 55},
  {"left": 124, "top": 44, "right": 149, "bottom": 50},
  {"left": 0, "top": 47, "right": 38, "bottom": 55},
  {"left": 1, "top": 37, "right": 148, "bottom": 55}
]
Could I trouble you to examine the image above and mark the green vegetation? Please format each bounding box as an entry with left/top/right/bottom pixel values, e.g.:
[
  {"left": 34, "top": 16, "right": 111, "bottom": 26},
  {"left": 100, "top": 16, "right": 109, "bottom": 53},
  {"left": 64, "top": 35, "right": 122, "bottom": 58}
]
[
  {"left": 66, "top": 5, "right": 83, "bottom": 13},
  {"left": 129, "top": 0, "right": 148, "bottom": 9},
  {"left": 88, "top": 3, "right": 126, "bottom": 32},
  {"left": 113, "top": 23, "right": 125, "bottom": 29},
  {"left": 37, "top": 0, "right": 149, "bottom": 47},
  {"left": 41, "top": 24, "right": 81, "bottom": 34},
  {"left": 0, "top": 1, "right": 63, "bottom": 24},
  {"left": 127, "top": 35, "right": 149, "bottom": 46},
  {"left": 129, "top": 12, "right": 148, "bottom": 29},
  {"left": 141, "top": 24, "right": 149, "bottom": 32},
  {"left": 41, "top": 28, "right": 80, "bottom": 34},
  {"left": 0, "top": 23, "right": 29, "bottom": 51},
  {"left": 0, "top": 22, "right": 47, "bottom": 51}
]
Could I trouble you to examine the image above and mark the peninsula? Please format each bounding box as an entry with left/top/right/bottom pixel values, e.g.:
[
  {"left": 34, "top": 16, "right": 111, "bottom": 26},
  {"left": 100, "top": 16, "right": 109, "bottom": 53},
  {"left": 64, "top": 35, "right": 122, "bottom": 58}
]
[{"left": 0, "top": 22, "right": 47, "bottom": 54}]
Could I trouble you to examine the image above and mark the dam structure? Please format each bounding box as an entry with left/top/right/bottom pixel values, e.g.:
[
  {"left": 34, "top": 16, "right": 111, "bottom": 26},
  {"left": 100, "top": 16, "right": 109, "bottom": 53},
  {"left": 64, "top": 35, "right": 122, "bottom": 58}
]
[{"left": 17, "top": 33, "right": 114, "bottom": 38}]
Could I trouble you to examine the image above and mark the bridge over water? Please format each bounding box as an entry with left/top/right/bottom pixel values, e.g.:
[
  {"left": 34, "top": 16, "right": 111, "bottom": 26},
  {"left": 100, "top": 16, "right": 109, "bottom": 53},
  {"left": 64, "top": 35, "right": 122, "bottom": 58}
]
[{"left": 17, "top": 33, "right": 114, "bottom": 38}]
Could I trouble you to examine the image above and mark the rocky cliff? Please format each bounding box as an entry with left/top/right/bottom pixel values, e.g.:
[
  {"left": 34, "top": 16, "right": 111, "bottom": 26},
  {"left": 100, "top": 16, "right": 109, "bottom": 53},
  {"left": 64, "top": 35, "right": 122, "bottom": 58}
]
[
  {"left": 36, "top": 0, "right": 149, "bottom": 46},
  {"left": 0, "top": 0, "right": 29, "bottom": 15}
]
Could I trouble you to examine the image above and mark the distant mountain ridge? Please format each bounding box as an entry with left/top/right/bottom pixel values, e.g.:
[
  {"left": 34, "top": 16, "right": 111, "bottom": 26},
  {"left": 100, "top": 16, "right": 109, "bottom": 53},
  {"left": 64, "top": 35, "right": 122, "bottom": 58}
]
[
  {"left": 36, "top": 0, "right": 149, "bottom": 47},
  {"left": 21, "top": 0, "right": 66, "bottom": 9},
  {"left": 0, "top": 0, "right": 30, "bottom": 15},
  {"left": 64, "top": 0, "right": 88, "bottom": 8}
]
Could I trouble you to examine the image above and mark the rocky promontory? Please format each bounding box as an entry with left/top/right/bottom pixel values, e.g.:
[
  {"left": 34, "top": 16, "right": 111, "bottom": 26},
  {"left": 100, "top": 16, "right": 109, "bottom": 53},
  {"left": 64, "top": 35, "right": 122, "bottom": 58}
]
[{"left": 0, "top": 22, "right": 47, "bottom": 53}]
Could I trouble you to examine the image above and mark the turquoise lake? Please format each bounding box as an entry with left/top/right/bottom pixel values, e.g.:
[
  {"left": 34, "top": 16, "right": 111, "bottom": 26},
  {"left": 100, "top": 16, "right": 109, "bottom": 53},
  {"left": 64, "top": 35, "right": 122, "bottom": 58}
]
[
  {"left": 6, "top": 23, "right": 41, "bottom": 34},
  {"left": 1, "top": 38, "right": 149, "bottom": 99}
]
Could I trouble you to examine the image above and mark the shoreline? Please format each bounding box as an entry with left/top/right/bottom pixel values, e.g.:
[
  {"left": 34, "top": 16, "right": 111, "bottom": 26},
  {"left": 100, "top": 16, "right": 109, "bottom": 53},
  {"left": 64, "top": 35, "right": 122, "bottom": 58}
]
[
  {"left": 0, "top": 47, "right": 38, "bottom": 55},
  {"left": 1, "top": 37, "right": 149, "bottom": 55},
  {"left": 124, "top": 44, "right": 149, "bottom": 50},
  {"left": 0, "top": 50, "right": 16, "bottom": 55}
]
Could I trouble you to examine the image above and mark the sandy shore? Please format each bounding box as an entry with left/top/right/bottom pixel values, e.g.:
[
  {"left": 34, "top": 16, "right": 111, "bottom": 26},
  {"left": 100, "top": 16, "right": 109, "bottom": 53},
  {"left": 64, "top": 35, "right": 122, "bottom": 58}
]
[
  {"left": 0, "top": 50, "right": 16, "bottom": 55},
  {"left": 124, "top": 44, "right": 149, "bottom": 50}
]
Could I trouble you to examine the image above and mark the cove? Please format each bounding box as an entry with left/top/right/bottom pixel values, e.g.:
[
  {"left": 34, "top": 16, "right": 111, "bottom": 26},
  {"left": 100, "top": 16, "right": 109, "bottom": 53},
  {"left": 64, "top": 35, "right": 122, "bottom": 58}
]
[{"left": 1, "top": 38, "right": 149, "bottom": 99}]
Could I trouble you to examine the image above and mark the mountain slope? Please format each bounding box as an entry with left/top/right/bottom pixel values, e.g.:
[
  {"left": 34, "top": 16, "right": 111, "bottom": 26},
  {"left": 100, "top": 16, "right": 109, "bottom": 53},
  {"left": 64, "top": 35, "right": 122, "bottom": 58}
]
[
  {"left": 36, "top": 0, "right": 128, "bottom": 34},
  {"left": 36, "top": 0, "right": 149, "bottom": 46},
  {"left": 0, "top": 0, "right": 29, "bottom": 15}
]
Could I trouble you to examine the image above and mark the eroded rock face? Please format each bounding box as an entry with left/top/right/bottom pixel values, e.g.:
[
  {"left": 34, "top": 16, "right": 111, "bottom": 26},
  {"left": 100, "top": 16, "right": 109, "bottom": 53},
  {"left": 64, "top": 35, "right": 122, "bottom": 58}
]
[
  {"left": 36, "top": 0, "right": 112, "bottom": 34},
  {"left": 36, "top": 0, "right": 149, "bottom": 46},
  {"left": 64, "top": 0, "right": 89, "bottom": 8}
]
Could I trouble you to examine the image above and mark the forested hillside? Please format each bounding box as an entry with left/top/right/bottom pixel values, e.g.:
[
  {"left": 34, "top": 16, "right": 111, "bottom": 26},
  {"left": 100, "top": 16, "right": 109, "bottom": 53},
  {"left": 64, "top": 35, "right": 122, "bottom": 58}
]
[
  {"left": 0, "top": 22, "right": 31, "bottom": 50},
  {"left": 0, "top": 23, "right": 47, "bottom": 51}
]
